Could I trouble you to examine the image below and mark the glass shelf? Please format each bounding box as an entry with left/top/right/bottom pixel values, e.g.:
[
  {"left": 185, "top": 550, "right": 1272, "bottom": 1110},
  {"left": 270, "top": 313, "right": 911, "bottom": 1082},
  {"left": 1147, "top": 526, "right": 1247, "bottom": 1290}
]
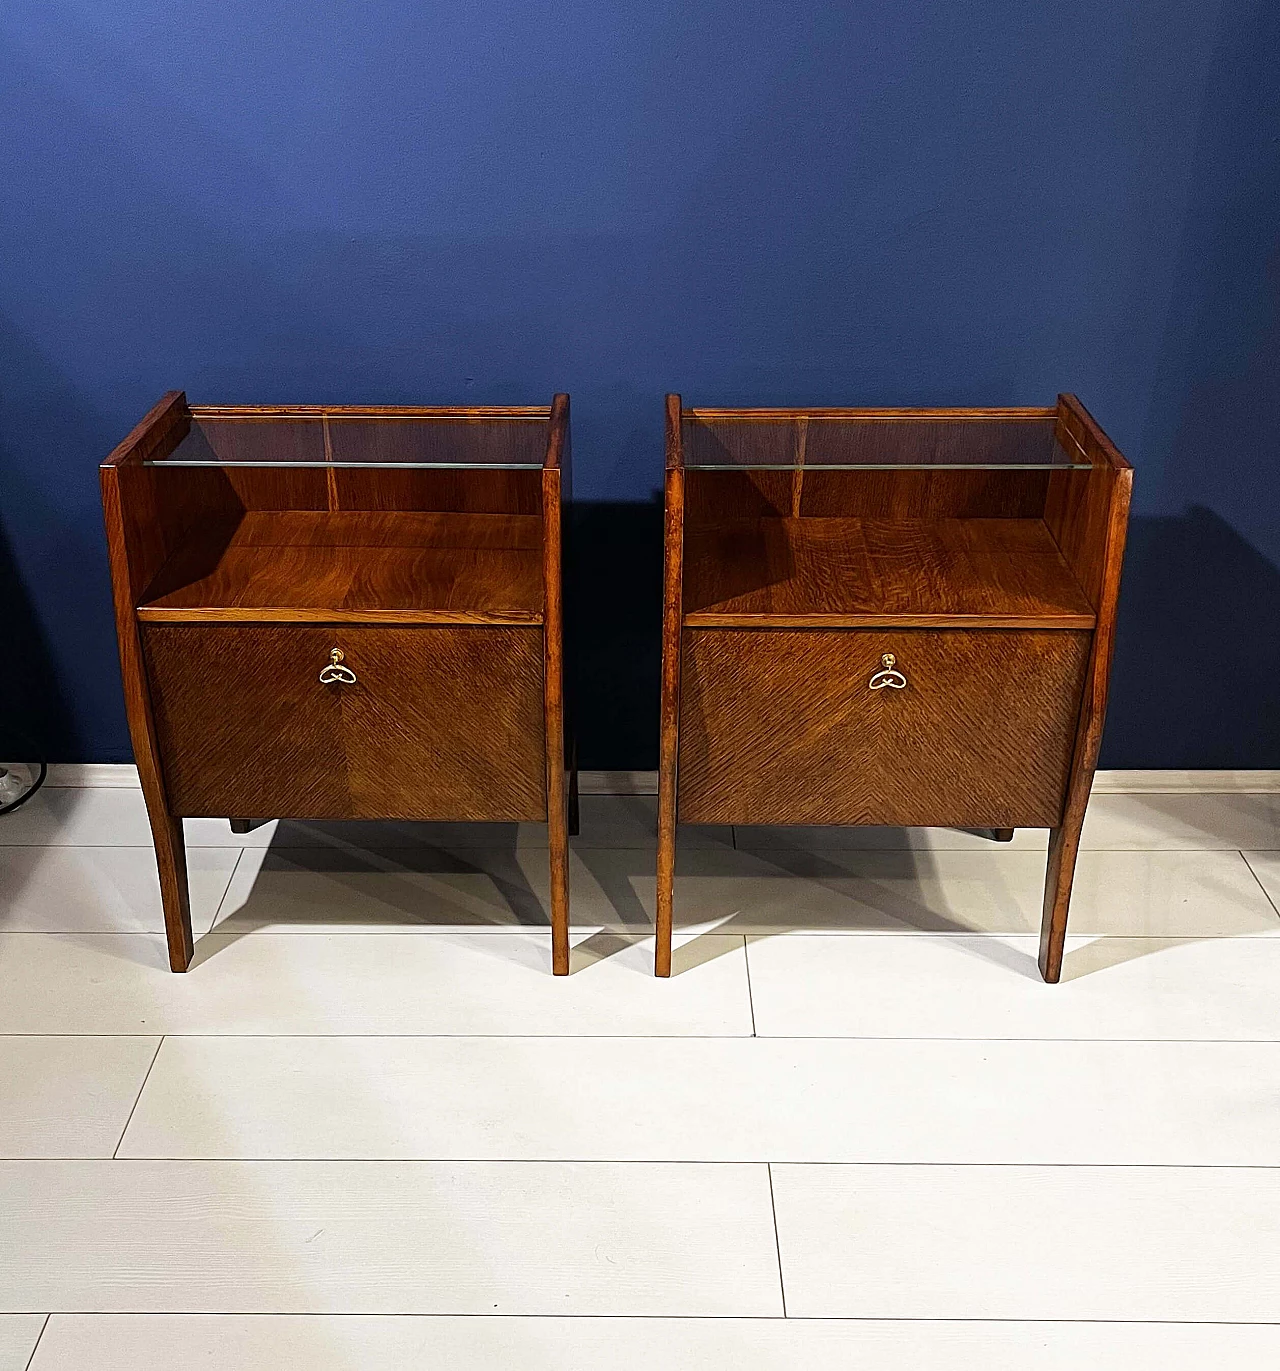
[
  {"left": 682, "top": 413, "right": 1091, "bottom": 470},
  {"left": 147, "top": 411, "right": 551, "bottom": 468}
]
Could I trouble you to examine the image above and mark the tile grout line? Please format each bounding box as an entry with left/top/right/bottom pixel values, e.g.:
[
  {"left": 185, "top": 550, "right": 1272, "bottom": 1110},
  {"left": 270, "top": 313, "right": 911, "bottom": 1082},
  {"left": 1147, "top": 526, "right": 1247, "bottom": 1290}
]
[
  {"left": 16, "top": 1032, "right": 1280, "bottom": 1042},
  {"left": 21, "top": 1314, "right": 49, "bottom": 1371},
  {"left": 30, "top": 1158, "right": 1280, "bottom": 1168},
  {"left": 113, "top": 1037, "right": 165, "bottom": 1160},
  {"left": 9, "top": 1312, "right": 1280, "bottom": 1322},
  {"left": 743, "top": 936, "right": 757, "bottom": 1036},
  {"left": 1241, "top": 851, "right": 1280, "bottom": 922},
  {"left": 767, "top": 1162, "right": 788, "bottom": 1317},
  {"left": 206, "top": 847, "right": 248, "bottom": 933}
]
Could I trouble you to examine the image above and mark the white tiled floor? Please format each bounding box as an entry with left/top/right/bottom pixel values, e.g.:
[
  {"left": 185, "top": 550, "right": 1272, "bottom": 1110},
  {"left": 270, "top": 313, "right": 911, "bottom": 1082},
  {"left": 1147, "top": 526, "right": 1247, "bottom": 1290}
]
[{"left": 2, "top": 784, "right": 1279, "bottom": 1366}]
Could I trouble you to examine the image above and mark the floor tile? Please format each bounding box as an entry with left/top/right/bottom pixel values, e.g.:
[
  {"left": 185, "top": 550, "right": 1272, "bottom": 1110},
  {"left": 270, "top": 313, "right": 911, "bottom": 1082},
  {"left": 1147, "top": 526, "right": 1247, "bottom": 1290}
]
[
  {"left": 746, "top": 932, "right": 1280, "bottom": 1039},
  {"left": 0, "top": 1038, "right": 158, "bottom": 1159},
  {"left": 773, "top": 1163, "right": 1280, "bottom": 1320},
  {"left": 0, "top": 1316, "right": 44, "bottom": 1371},
  {"left": 0, "top": 1161, "right": 780, "bottom": 1315},
  {"left": 1243, "top": 851, "right": 1280, "bottom": 908},
  {"left": 213, "top": 845, "right": 652, "bottom": 934},
  {"left": 259, "top": 797, "right": 724, "bottom": 852},
  {"left": 734, "top": 824, "right": 1049, "bottom": 852},
  {"left": 0, "top": 786, "right": 274, "bottom": 850},
  {"left": 0, "top": 787, "right": 728, "bottom": 853},
  {"left": 120, "top": 1035, "right": 1280, "bottom": 1165},
  {"left": 1079, "top": 792, "right": 1280, "bottom": 850},
  {"left": 28, "top": 1315, "right": 1280, "bottom": 1371},
  {"left": 0, "top": 933, "right": 748, "bottom": 1035},
  {"left": 0, "top": 788, "right": 152, "bottom": 847},
  {"left": 0, "top": 847, "right": 241, "bottom": 935},
  {"left": 733, "top": 793, "right": 1280, "bottom": 853},
  {"left": 660, "top": 847, "right": 1279, "bottom": 936}
]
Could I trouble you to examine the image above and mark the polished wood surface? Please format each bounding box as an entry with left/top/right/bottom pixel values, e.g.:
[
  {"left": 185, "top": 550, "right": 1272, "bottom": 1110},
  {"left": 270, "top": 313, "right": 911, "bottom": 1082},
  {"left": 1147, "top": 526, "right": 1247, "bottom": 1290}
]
[
  {"left": 656, "top": 394, "right": 686, "bottom": 977},
  {"left": 100, "top": 392, "right": 197, "bottom": 972},
  {"left": 683, "top": 518, "right": 1094, "bottom": 628},
  {"left": 189, "top": 404, "right": 552, "bottom": 417},
  {"left": 657, "top": 394, "right": 1132, "bottom": 982},
  {"left": 144, "top": 624, "right": 546, "bottom": 820},
  {"left": 678, "top": 628, "right": 1089, "bottom": 827},
  {"left": 103, "top": 394, "right": 571, "bottom": 974},
  {"left": 1038, "top": 394, "right": 1134, "bottom": 981},
  {"left": 542, "top": 394, "right": 571, "bottom": 975},
  {"left": 137, "top": 511, "right": 543, "bottom": 624}
]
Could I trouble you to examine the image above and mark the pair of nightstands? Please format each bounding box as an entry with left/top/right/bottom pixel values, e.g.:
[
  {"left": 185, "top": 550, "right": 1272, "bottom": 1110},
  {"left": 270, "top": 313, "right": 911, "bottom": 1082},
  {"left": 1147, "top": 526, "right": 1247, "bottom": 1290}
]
[{"left": 103, "top": 392, "right": 1130, "bottom": 984}]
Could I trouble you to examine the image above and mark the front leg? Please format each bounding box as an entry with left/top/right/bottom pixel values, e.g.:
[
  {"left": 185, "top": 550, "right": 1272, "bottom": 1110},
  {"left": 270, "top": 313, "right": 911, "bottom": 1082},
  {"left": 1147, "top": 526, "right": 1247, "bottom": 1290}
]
[
  {"left": 1039, "top": 818, "right": 1085, "bottom": 982},
  {"left": 149, "top": 807, "right": 193, "bottom": 971}
]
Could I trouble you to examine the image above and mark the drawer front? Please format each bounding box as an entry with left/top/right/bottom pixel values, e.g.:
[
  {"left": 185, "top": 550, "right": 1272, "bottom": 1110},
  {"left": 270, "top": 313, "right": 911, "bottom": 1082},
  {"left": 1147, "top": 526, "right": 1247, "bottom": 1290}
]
[
  {"left": 143, "top": 624, "right": 546, "bottom": 821},
  {"left": 678, "top": 628, "right": 1090, "bottom": 827}
]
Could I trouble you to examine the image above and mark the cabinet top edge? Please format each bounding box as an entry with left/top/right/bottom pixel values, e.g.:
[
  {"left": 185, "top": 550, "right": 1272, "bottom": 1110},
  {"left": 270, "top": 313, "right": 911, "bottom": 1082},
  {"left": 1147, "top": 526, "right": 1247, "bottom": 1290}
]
[
  {"left": 188, "top": 406, "right": 553, "bottom": 419},
  {"left": 683, "top": 407, "right": 1060, "bottom": 419}
]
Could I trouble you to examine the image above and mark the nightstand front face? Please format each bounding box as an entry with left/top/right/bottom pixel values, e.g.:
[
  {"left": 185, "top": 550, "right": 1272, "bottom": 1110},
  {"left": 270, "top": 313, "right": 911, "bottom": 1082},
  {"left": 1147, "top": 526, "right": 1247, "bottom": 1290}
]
[
  {"left": 677, "top": 627, "right": 1090, "bottom": 828},
  {"left": 143, "top": 623, "right": 547, "bottom": 821}
]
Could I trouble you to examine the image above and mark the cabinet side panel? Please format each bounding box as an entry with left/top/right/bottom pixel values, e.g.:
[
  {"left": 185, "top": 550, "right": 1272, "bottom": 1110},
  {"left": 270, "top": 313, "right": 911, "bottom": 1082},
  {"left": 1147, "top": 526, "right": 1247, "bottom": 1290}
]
[
  {"left": 1043, "top": 466, "right": 1116, "bottom": 609},
  {"left": 113, "top": 464, "right": 245, "bottom": 603}
]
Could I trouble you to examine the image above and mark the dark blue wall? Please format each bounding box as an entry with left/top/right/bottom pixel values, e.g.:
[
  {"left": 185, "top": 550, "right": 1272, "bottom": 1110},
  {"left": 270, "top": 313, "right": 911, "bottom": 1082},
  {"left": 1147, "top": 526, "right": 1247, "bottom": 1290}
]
[{"left": 1, "top": 1, "right": 1277, "bottom": 767}]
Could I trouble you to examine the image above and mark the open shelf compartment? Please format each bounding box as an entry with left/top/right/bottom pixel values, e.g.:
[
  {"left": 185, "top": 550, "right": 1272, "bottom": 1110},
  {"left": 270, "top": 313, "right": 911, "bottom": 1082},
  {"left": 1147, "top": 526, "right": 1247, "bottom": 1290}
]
[
  {"left": 675, "top": 399, "right": 1112, "bottom": 631},
  {"left": 683, "top": 516, "right": 1094, "bottom": 628},
  {"left": 121, "top": 398, "right": 561, "bottom": 626},
  {"left": 138, "top": 510, "right": 544, "bottom": 624}
]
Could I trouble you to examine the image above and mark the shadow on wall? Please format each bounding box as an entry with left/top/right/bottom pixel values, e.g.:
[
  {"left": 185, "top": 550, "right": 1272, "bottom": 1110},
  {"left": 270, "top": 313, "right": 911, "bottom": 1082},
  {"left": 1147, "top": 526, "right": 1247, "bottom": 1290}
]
[
  {"left": 0, "top": 312, "right": 119, "bottom": 762},
  {"left": 0, "top": 521, "right": 79, "bottom": 760},
  {"left": 568, "top": 500, "right": 664, "bottom": 771},
  {"left": 1105, "top": 507, "right": 1280, "bottom": 770}
]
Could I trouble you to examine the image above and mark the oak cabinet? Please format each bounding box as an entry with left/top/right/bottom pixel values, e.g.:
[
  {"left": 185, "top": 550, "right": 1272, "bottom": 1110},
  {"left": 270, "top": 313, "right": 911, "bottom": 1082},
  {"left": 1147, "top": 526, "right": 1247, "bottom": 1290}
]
[
  {"left": 657, "top": 396, "right": 1132, "bottom": 982},
  {"left": 102, "top": 394, "right": 573, "bottom": 974}
]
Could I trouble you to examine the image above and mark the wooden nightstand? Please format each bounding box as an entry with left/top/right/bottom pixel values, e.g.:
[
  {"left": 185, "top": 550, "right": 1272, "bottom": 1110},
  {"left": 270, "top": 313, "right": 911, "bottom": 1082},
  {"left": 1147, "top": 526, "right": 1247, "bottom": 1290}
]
[
  {"left": 657, "top": 395, "right": 1131, "bottom": 982},
  {"left": 101, "top": 393, "right": 574, "bottom": 973}
]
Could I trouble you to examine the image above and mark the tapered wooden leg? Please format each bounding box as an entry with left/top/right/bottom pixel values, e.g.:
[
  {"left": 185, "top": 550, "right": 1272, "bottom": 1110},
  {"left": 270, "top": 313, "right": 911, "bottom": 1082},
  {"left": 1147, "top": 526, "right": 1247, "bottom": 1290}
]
[
  {"left": 547, "top": 740, "right": 571, "bottom": 974},
  {"left": 150, "top": 808, "right": 193, "bottom": 972},
  {"left": 991, "top": 828, "right": 1014, "bottom": 842},
  {"left": 655, "top": 805, "right": 674, "bottom": 978},
  {"left": 1039, "top": 821, "right": 1084, "bottom": 983},
  {"left": 548, "top": 809, "right": 570, "bottom": 975}
]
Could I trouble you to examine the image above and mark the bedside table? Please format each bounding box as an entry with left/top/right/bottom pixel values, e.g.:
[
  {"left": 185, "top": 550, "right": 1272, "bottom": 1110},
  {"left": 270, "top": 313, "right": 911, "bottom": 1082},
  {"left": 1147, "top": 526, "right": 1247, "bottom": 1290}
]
[
  {"left": 101, "top": 393, "right": 574, "bottom": 973},
  {"left": 657, "top": 395, "right": 1131, "bottom": 982}
]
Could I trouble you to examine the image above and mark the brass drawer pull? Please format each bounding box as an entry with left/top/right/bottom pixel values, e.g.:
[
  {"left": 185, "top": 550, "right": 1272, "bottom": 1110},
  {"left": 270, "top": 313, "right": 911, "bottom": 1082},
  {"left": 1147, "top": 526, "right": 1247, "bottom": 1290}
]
[
  {"left": 318, "top": 647, "right": 357, "bottom": 685},
  {"left": 868, "top": 653, "right": 907, "bottom": 690}
]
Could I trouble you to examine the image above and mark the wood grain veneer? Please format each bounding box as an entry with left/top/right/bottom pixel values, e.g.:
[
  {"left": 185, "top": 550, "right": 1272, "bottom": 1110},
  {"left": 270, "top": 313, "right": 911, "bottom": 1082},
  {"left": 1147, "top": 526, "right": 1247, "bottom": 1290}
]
[
  {"left": 1038, "top": 394, "right": 1133, "bottom": 980},
  {"left": 683, "top": 517, "right": 1094, "bottom": 628},
  {"left": 678, "top": 628, "right": 1090, "bottom": 826},
  {"left": 656, "top": 393, "right": 685, "bottom": 978},
  {"left": 144, "top": 624, "right": 546, "bottom": 820}
]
